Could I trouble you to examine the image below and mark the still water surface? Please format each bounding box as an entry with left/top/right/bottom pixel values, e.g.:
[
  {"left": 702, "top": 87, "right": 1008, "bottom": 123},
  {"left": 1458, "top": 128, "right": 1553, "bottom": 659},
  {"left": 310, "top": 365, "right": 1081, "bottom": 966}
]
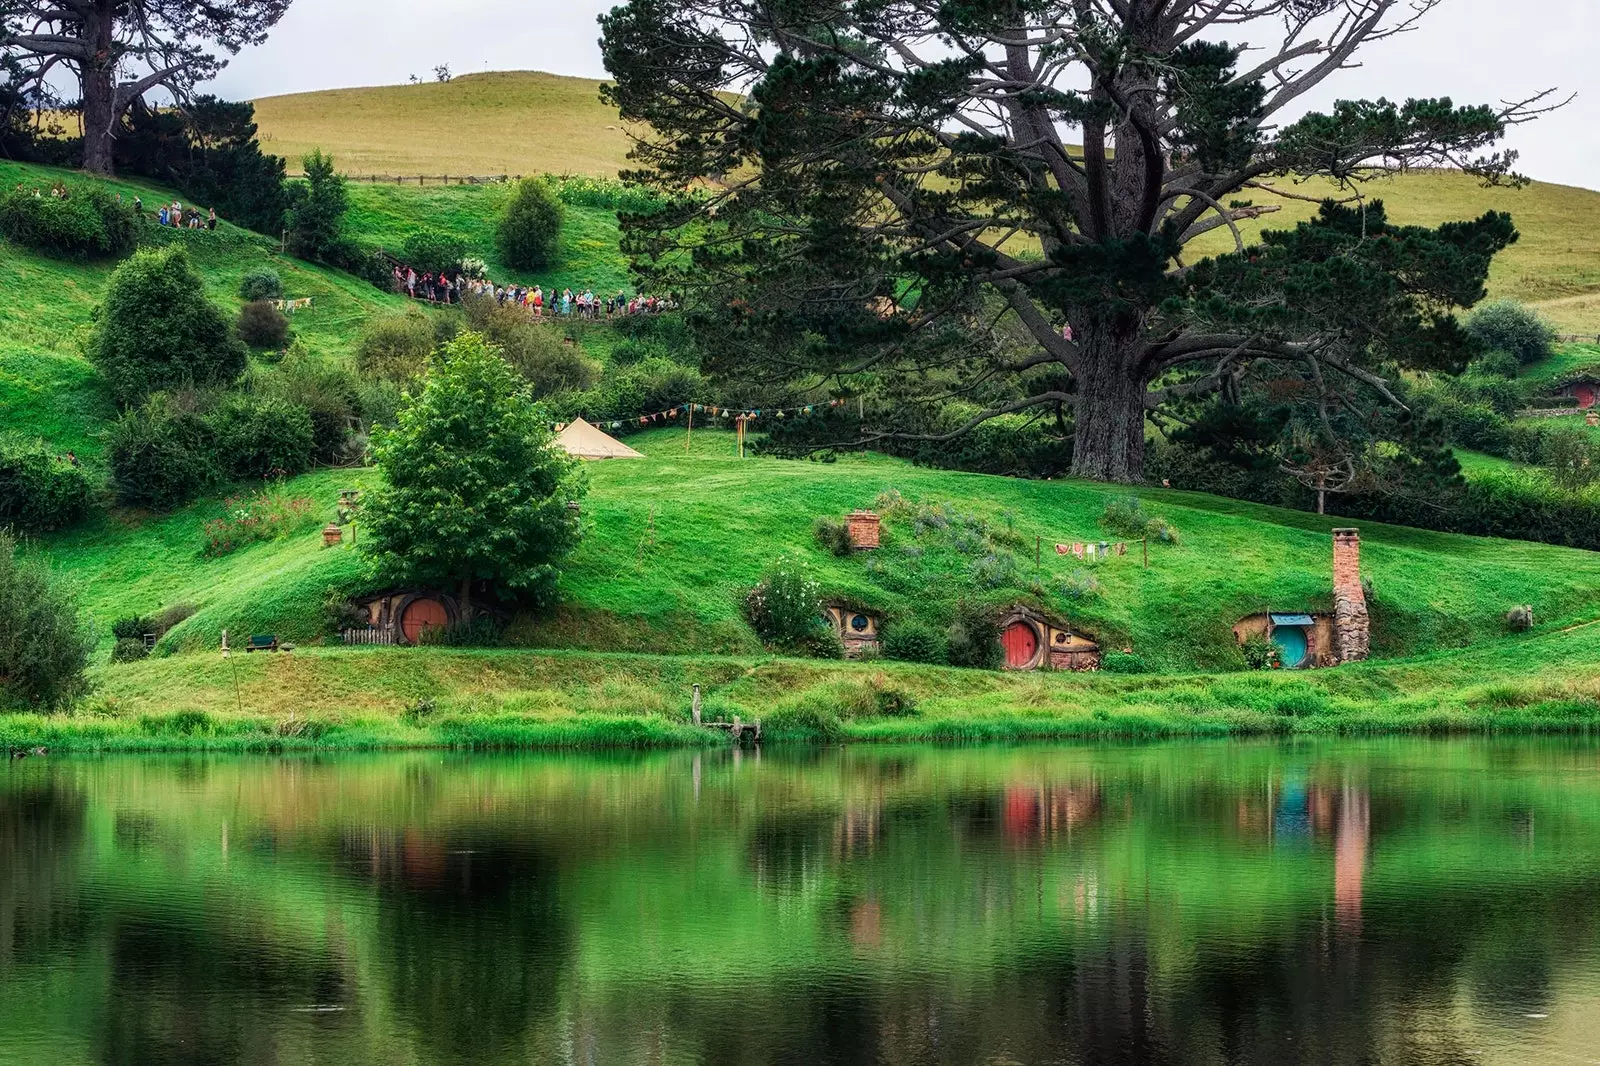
[{"left": 2, "top": 740, "right": 1600, "bottom": 1065}]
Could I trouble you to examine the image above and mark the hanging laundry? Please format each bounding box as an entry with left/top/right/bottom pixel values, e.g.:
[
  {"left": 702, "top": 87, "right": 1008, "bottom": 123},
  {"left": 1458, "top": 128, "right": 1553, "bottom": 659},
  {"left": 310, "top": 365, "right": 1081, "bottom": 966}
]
[
  {"left": 1086, "top": 543, "right": 1098, "bottom": 560},
  {"left": 1055, "top": 544, "right": 1071, "bottom": 556},
  {"left": 1116, "top": 542, "right": 1128, "bottom": 557},
  {"left": 1072, "top": 543, "right": 1085, "bottom": 559}
]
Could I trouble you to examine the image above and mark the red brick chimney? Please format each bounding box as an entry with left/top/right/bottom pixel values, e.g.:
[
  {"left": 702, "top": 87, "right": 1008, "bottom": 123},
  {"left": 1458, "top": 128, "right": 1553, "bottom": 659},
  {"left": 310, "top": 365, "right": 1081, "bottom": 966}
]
[
  {"left": 1331, "top": 529, "right": 1369, "bottom": 664},
  {"left": 847, "top": 511, "right": 881, "bottom": 551}
]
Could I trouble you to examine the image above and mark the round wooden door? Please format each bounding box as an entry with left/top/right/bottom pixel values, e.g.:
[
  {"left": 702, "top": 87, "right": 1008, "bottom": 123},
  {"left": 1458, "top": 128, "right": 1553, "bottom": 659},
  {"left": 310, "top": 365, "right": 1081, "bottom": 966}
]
[
  {"left": 400, "top": 598, "right": 448, "bottom": 644},
  {"left": 1271, "top": 625, "right": 1311, "bottom": 669},
  {"left": 1577, "top": 384, "right": 1597, "bottom": 409},
  {"left": 1002, "top": 622, "right": 1039, "bottom": 669}
]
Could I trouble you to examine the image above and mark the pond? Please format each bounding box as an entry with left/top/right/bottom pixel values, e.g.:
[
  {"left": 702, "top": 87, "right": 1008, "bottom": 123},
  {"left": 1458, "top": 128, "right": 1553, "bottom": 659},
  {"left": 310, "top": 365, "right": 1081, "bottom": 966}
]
[{"left": 2, "top": 739, "right": 1599, "bottom": 1065}]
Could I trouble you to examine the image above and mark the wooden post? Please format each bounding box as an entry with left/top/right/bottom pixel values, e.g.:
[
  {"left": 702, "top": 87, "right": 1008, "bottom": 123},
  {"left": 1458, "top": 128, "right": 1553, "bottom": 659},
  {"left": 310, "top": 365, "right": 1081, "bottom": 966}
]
[
  {"left": 692, "top": 684, "right": 702, "bottom": 726},
  {"left": 1036, "top": 536, "right": 1041, "bottom": 568},
  {"left": 1143, "top": 537, "right": 1149, "bottom": 570},
  {"left": 732, "top": 714, "right": 742, "bottom": 743},
  {"left": 686, "top": 405, "right": 694, "bottom": 452}
]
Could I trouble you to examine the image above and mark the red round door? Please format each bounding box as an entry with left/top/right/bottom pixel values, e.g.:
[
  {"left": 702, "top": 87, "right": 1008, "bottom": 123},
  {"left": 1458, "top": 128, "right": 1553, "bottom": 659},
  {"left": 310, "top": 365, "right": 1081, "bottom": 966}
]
[
  {"left": 400, "top": 598, "right": 448, "bottom": 644},
  {"left": 1002, "top": 622, "right": 1039, "bottom": 669}
]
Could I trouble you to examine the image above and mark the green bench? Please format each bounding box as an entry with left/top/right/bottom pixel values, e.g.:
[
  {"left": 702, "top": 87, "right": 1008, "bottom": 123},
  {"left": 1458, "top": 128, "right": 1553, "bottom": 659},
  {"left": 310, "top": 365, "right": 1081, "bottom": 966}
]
[{"left": 244, "top": 634, "right": 280, "bottom": 653}]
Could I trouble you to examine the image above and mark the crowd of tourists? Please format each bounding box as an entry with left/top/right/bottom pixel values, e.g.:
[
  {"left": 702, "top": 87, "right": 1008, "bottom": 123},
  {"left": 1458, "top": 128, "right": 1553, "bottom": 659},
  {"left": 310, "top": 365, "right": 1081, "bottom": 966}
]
[
  {"left": 11, "top": 183, "right": 218, "bottom": 230},
  {"left": 390, "top": 262, "right": 670, "bottom": 319}
]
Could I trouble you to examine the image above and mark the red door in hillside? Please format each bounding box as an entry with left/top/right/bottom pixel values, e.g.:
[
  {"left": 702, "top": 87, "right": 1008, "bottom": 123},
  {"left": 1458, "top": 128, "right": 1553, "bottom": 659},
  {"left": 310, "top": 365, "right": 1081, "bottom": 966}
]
[
  {"left": 401, "top": 598, "right": 448, "bottom": 644},
  {"left": 1576, "top": 384, "right": 1597, "bottom": 409},
  {"left": 1002, "top": 622, "right": 1039, "bottom": 669}
]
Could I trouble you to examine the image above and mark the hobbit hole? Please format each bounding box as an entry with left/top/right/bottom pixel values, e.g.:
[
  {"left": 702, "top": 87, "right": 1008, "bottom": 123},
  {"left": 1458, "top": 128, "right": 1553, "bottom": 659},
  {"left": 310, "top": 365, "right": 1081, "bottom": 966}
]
[
  {"left": 997, "top": 606, "right": 1101, "bottom": 672},
  {"left": 823, "top": 603, "right": 883, "bottom": 658}
]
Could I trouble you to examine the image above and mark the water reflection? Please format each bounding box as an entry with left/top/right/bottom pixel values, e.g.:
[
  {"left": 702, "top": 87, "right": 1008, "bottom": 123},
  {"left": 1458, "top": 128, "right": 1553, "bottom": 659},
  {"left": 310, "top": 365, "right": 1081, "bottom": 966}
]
[{"left": 1, "top": 740, "right": 1598, "bottom": 1065}]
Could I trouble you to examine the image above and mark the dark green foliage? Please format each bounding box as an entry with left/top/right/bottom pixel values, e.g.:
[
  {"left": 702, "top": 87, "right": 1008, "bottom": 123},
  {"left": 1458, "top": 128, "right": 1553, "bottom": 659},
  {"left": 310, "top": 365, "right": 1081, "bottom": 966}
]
[
  {"left": 417, "top": 615, "right": 505, "bottom": 647},
  {"left": 111, "top": 637, "right": 151, "bottom": 663},
  {"left": 111, "top": 615, "right": 155, "bottom": 640},
  {"left": 552, "top": 357, "right": 706, "bottom": 429},
  {"left": 90, "top": 247, "right": 247, "bottom": 406},
  {"left": 1507, "top": 606, "right": 1535, "bottom": 633},
  {"left": 458, "top": 296, "right": 599, "bottom": 397},
  {"left": 1101, "top": 650, "right": 1150, "bottom": 675},
  {"left": 945, "top": 602, "right": 1001, "bottom": 670},
  {"left": 0, "top": 438, "right": 92, "bottom": 533},
  {"left": 363, "top": 332, "right": 586, "bottom": 612},
  {"left": 239, "top": 267, "right": 283, "bottom": 302},
  {"left": 357, "top": 311, "right": 436, "bottom": 382},
  {"left": 284, "top": 149, "right": 349, "bottom": 261},
  {"left": 1241, "top": 635, "right": 1281, "bottom": 671},
  {"left": 1541, "top": 428, "right": 1600, "bottom": 491},
  {"left": 743, "top": 561, "right": 824, "bottom": 648},
  {"left": 254, "top": 344, "right": 363, "bottom": 463},
  {"left": 208, "top": 394, "right": 315, "bottom": 480},
  {"left": 496, "top": 177, "right": 563, "bottom": 270},
  {"left": 0, "top": 532, "right": 93, "bottom": 711},
  {"left": 0, "top": 184, "right": 136, "bottom": 258},
  {"left": 237, "top": 300, "right": 291, "bottom": 349},
  {"left": 882, "top": 618, "right": 946, "bottom": 665},
  {"left": 107, "top": 395, "right": 216, "bottom": 509},
  {"left": 402, "top": 228, "right": 468, "bottom": 274},
  {"left": 1467, "top": 300, "right": 1554, "bottom": 366},
  {"left": 812, "top": 516, "right": 853, "bottom": 558}
]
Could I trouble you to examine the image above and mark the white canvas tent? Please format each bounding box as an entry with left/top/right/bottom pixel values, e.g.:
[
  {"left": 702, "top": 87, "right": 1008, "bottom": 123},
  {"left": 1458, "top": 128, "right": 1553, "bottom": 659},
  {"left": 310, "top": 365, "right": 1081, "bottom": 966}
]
[{"left": 556, "top": 418, "right": 645, "bottom": 460}]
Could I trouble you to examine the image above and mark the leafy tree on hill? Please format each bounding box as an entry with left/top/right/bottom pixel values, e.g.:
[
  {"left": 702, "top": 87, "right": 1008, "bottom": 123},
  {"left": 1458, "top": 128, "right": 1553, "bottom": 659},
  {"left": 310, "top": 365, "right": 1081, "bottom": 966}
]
[
  {"left": 362, "top": 332, "right": 585, "bottom": 616},
  {"left": 90, "top": 247, "right": 247, "bottom": 406},
  {"left": 284, "top": 149, "right": 348, "bottom": 262},
  {"left": 601, "top": 0, "right": 1555, "bottom": 483},
  {"left": 0, "top": 531, "right": 93, "bottom": 711},
  {"left": 496, "top": 177, "right": 563, "bottom": 271},
  {"left": 0, "top": 0, "right": 294, "bottom": 176},
  {"left": 1467, "top": 300, "right": 1555, "bottom": 367}
]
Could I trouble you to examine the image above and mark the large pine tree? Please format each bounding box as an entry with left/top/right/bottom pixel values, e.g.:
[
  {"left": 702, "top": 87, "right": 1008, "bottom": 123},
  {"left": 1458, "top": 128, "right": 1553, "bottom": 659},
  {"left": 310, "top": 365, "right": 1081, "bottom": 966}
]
[{"left": 600, "top": 0, "right": 1557, "bottom": 482}]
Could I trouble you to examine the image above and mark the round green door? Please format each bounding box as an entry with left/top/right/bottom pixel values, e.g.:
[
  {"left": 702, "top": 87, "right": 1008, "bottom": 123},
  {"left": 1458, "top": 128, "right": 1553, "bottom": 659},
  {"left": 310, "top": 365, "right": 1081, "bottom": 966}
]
[{"left": 1271, "top": 625, "right": 1311, "bottom": 669}]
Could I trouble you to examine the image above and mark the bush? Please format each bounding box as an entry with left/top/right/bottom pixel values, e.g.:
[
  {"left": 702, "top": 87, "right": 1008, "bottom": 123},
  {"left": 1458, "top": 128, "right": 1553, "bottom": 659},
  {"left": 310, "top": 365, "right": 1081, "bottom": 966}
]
[
  {"left": 90, "top": 247, "right": 248, "bottom": 406},
  {"left": 111, "top": 637, "right": 151, "bottom": 663},
  {"left": 1507, "top": 606, "right": 1535, "bottom": 633},
  {"left": 1100, "top": 650, "right": 1149, "bottom": 674},
  {"left": 1467, "top": 300, "right": 1555, "bottom": 367},
  {"left": 945, "top": 602, "right": 1001, "bottom": 669},
  {"left": 882, "top": 619, "right": 947, "bottom": 664},
  {"left": 813, "top": 516, "right": 853, "bottom": 558},
  {"left": 111, "top": 615, "right": 155, "bottom": 641},
  {"left": 108, "top": 394, "right": 216, "bottom": 509},
  {"left": 496, "top": 177, "right": 564, "bottom": 270},
  {"left": 402, "top": 228, "right": 468, "bottom": 274},
  {"left": 357, "top": 311, "right": 436, "bottom": 382},
  {"left": 0, "top": 532, "right": 94, "bottom": 710},
  {"left": 744, "top": 561, "right": 824, "bottom": 648},
  {"left": 458, "top": 296, "right": 598, "bottom": 397},
  {"left": 254, "top": 342, "right": 362, "bottom": 462},
  {"left": 285, "top": 149, "right": 348, "bottom": 261},
  {"left": 0, "top": 185, "right": 136, "bottom": 259},
  {"left": 0, "top": 439, "right": 93, "bottom": 533},
  {"left": 1542, "top": 427, "right": 1600, "bottom": 491},
  {"left": 207, "top": 394, "right": 316, "bottom": 480},
  {"left": 239, "top": 268, "right": 283, "bottom": 302},
  {"left": 237, "top": 300, "right": 291, "bottom": 349},
  {"left": 1241, "top": 634, "right": 1282, "bottom": 671},
  {"left": 1101, "top": 495, "right": 1180, "bottom": 544}
]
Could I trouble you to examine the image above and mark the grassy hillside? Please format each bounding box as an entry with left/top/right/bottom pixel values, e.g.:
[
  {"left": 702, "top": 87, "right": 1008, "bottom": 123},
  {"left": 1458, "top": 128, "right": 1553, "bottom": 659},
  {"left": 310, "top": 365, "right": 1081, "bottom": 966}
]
[
  {"left": 253, "top": 71, "right": 634, "bottom": 180},
  {"left": 252, "top": 71, "right": 1600, "bottom": 329}
]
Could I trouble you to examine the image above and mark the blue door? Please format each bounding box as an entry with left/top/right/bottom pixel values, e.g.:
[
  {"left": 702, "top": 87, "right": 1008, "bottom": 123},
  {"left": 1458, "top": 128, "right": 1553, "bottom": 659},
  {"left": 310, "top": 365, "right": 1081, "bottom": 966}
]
[{"left": 1271, "top": 625, "right": 1311, "bottom": 669}]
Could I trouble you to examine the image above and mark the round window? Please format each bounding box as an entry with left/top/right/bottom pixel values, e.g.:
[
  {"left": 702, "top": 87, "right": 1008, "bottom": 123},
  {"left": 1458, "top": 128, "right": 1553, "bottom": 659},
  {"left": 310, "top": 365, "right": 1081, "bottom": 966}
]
[{"left": 850, "top": 614, "right": 870, "bottom": 633}]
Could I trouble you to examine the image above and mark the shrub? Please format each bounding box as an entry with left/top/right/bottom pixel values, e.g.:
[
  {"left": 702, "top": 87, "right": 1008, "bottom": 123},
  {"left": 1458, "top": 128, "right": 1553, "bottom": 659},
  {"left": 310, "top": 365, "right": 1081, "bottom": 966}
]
[
  {"left": 201, "top": 484, "right": 319, "bottom": 557},
  {"left": 111, "top": 615, "right": 155, "bottom": 641},
  {"left": 111, "top": 637, "right": 151, "bottom": 663},
  {"left": 284, "top": 149, "right": 348, "bottom": 261},
  {"left": 238, "top": 268, "right": 283, "bottom": 302},
  {"left": 90, "top": 247, "right": 248, "bottom": 406},
  {"left": 496, "top": 177, "right": 564, "bottom": 270},
  {"left": 1471, "top": 350, "right": 1523, "bottom": 380},
  {"left": 402, "top": 228, "right": 468, "bottom": 274},
  {"left": 744, "top": 561, "right": 824, "bottom": 648},
  {"left": 813, "top": 516, "right": 853, "bottom": 557},
  {"left": 1241, "top": 634, "right": 1282, "bottom": 671},
  {"left": 458, "top": 296, "right": 598, "bottom": 397},
  {"left": 1542, "top": 427, "right": 1600, "bottom": 491},
  {"left": 0, "top": 532, "right": 94, "bottom": 710},
  {"left": 107, "top": 394, "right": 216, "bottom": 509},
  {"left": 1507, "top": 606, "right": 1535, "bottom": 633},
  {"left": 945, "top": 602, "right": 1001, "bottom": 669},
  {"left": 357, "top": 311, "right": 436, "bottom": 382},
  {"left": 0, "top": 185, "right": 136, "bottom": 259},
  {"left": 207, "top": 394, "right": 316, "bottom": 480},
  {"left": 882, "top": 619, "right": 947, "bottom": 664},
  {"left": 1146, "top": 517, "right": 1180, "bottom": 545},
  {"left": 1467, "top": 300, "right": 1554, "bottom": 367},
  {"left": 254, "top": 342, "right": 362, "bottom": 462},
  {"left": 1100, "top": 650, "right": 1149, "bottom": 674},
  {"left": 1101, "top": 496, "right": 1150, "bottom": 538},
  {"left": 0, "top": 438, "right": 93, "bottom": 533},
  {"left": 237, "top": 300, "right": 291, "bottom": 349}
]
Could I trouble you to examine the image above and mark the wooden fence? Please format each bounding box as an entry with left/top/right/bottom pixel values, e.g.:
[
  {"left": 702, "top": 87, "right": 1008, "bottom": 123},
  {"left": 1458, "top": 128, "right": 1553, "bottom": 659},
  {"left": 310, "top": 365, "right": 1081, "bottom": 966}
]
[
  {"left": 1556, "top": 334, "right": 1600, "bottom": 344},
  {"left": 342, "top": 627, "right": 398, "bottom": 647},
  {"left": 305, "top": 174, "right": 522, "bottom": 186}
]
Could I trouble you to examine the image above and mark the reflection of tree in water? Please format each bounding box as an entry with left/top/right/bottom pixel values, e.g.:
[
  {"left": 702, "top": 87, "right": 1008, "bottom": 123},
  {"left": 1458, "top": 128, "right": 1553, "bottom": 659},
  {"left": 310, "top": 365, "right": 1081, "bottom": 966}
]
[
  {"left": 341, "top": 829, "right": 568, "bottom": 1065},
  {"left": 0, "top": 776, "right": 86, "bottom": 963}
]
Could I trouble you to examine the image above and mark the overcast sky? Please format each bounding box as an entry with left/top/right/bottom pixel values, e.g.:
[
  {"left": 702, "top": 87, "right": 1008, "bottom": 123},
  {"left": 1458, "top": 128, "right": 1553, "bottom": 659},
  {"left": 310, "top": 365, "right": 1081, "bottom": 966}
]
[{"left": 208, "top": 0, "right": 1599, "bottom": 189}]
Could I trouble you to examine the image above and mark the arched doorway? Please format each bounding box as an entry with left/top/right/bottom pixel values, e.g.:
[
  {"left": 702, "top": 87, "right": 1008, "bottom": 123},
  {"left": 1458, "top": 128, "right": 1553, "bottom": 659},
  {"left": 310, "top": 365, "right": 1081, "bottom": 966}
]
[
  {"left": 400, "top": 597, "right": 448, "bottom": 644},
  {"left": 1271, "top": 624, "right": 1311, "bottom": 669},
  {"left": 1002, "top": 621, "right": 1040, "bottom": 669}
]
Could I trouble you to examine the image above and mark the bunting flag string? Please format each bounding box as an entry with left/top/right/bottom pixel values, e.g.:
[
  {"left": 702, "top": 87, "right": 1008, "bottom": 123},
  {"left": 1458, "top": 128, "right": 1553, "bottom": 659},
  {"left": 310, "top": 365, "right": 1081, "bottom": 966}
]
[{"left": 552, "top": 398, "right": 852, "bottom": 433}]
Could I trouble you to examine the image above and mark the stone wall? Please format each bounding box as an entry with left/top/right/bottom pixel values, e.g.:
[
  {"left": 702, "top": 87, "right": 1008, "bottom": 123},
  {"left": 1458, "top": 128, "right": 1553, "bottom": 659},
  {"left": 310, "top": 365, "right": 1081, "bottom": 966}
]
[{"left": 1331, "top": 529, "right": 1370, "bottom": 664}]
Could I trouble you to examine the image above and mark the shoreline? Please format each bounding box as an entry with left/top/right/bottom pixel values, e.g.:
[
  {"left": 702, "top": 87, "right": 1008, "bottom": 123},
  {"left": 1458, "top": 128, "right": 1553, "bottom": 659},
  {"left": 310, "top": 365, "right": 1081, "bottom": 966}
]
[{"left": 4, "top": 635, "right": 1599, "bottom": 753}]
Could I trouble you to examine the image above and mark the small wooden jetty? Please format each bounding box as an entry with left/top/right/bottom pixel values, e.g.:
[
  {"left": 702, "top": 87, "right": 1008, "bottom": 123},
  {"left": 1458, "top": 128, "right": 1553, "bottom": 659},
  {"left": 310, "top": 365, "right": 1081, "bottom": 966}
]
[{"left": 691, "top": 685, "right": 761, "bottom": 745}]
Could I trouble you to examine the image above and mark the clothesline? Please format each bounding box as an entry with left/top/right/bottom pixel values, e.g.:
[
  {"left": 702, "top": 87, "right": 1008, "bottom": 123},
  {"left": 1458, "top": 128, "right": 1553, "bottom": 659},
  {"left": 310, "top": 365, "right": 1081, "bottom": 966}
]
[{"left": 555, "top": 397, "right": 854, "bottom": 433}]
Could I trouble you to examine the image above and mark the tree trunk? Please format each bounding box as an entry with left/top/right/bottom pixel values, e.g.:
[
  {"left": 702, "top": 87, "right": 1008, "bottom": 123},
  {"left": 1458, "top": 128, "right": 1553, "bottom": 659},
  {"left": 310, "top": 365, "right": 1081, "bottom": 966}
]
[
  {"left": 1069, "top": 341, "right": 1148, "bottom": 484},
  {"left": 80, "top": 3, "right": 118, "bottom": 176},
  {"left": 458, "top": 575, "right": 473, "bottom": 620}
]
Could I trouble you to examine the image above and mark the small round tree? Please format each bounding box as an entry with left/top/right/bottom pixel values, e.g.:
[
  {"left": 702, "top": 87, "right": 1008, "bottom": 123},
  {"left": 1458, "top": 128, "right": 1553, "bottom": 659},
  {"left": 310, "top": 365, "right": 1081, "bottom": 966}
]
[
  {"left": 90, "top": 247, "right": 248, "bottom": 407},
  {"left": 1467, "top": 300, "right": 1556, "bottom": 368},
  {"left": 495, "top": 178, "right": 564, "bottom": 271},
  {"left": 362, "top": 331, "right": 585, "bottom": 614},
  {"left": 0, "top": 532, "right": 94, "bottom": 711}
]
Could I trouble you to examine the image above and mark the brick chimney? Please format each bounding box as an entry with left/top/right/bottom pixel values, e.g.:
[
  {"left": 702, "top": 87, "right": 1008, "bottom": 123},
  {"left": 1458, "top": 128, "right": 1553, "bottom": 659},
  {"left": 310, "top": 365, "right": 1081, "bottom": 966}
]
[
  {"left": 847, "top": 511, "right": 881, "bottom": 551},
  {"left": 1331, "top": 529, "right": 1369, "bottom": 664}
]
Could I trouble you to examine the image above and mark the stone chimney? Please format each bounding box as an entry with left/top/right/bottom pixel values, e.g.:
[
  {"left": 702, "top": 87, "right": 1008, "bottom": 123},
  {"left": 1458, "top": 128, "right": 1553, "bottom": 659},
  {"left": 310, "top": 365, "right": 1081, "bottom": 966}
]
[{"left": 1331, "top": 529, "right": 1369, "bottom": 664}]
